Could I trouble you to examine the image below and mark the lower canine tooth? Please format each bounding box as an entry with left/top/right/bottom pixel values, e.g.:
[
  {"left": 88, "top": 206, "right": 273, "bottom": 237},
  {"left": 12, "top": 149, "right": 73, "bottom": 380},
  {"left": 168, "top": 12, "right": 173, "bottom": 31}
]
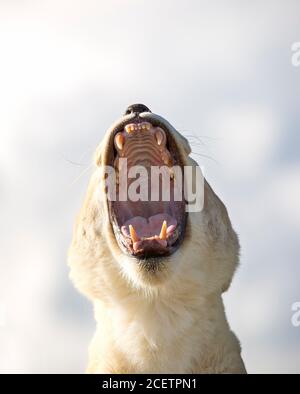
[
  {"left": 159, "top": 220, "right": 167, "bottom": 240},
  {"left": 129, "top": 225, "right": 139, "bottom": 243}
]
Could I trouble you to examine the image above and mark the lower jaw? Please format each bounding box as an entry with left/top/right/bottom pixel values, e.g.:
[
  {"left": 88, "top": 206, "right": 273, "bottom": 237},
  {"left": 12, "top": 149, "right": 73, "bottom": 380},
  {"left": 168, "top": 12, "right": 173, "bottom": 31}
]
[{"left": 111, "top": 221, "right": 186, "bottom": 260}]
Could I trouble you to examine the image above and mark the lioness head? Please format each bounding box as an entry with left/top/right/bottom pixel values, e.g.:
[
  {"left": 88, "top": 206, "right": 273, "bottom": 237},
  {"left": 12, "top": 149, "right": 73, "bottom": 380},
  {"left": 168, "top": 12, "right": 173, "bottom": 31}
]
[{"left": 68, "top": 104, "right": 239, "bottom": 298}]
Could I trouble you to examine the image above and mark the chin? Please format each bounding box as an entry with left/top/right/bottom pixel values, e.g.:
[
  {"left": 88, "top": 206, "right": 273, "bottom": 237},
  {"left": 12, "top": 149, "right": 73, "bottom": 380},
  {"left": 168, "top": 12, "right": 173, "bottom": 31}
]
[{"left": 68, "top": 104, "right": 246, "bottom": 374}]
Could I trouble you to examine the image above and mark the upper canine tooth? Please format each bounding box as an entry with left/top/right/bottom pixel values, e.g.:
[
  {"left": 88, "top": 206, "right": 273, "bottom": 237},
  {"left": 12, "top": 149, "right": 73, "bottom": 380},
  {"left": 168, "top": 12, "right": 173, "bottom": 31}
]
[
  {"left": 129, "top": 225, "right": 139, "bottom": 243},
  {"left": 155, "top": 130, "right": 164, "bottom": 146},
  {"left": 115, "top": 133, "right": 124, "bottom": 150},
  {"left": 159, "top": 220, "right": 167, "bottom": 240}
]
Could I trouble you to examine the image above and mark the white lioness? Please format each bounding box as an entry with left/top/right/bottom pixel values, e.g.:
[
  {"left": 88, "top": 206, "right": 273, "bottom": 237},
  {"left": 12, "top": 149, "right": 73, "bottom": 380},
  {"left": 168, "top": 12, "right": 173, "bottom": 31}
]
[{"left": 68, "top": 104, "right": 246, "bottom": 374}]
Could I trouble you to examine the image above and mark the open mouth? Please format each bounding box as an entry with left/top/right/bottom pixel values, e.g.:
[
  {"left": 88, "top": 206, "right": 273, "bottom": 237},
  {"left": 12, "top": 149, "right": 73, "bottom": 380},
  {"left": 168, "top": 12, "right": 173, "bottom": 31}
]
[{"left": 106, "top": 108, "right": 187, "bottom": 259}]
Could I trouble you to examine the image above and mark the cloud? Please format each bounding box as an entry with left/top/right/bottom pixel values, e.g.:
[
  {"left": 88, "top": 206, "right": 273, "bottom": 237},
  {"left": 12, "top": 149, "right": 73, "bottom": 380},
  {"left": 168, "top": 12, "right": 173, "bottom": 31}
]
[{"left": 205, "top": 106, "right": 280, "bottom": 178}]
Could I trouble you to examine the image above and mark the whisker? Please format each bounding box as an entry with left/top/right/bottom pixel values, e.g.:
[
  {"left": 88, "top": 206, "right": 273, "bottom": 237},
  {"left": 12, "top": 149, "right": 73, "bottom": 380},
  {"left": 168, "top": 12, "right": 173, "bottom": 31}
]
[
  {"left": 78, "top": 148, "right": 94, "bottom": 164},
  {"left": 60, "top": 147, "right": 94, "bottom": 167},
  {"left": 69, "top": 163, "right": 94, "bottom": 187},
  {"left": 178, "top": 131, "right": 218, "bottom": 164},
  {"left": 188, "top": 141, "right": 207, "bottom": 147},
  {"left": 182, "top": 132, "right": 219, "bottom": 142},
  {"left": 60, "top": 154, "right": 84, "bottom": 167},
  {"left": 191, "top": 151, "right": 219, "bottom": 165}
]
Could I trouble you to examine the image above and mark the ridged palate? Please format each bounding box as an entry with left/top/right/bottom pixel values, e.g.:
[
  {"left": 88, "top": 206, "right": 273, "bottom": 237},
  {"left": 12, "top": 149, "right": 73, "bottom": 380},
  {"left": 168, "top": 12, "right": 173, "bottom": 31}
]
[{"left": 114, "top": 123, "right": 172, "bottom": 168}]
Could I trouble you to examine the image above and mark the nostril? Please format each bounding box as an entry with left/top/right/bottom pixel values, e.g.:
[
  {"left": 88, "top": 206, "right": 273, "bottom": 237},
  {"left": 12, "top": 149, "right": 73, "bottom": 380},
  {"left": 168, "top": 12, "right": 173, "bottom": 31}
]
[{"left": 124, "top": 104, "right": 151, "bottom": 116}]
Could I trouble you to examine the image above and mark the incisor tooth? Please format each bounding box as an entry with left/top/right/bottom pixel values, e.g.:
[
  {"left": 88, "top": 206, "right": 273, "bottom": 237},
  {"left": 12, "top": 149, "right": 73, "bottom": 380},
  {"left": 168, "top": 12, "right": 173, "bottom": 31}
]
[
  {"left": 115, "top": 133, "right": 124, "bottom": 150},
  {"left": 125, "top": 124, "right": 132, "bottom": 133},
  {"left": 129, "top": 225, "right": 139, "bottom": 243},
  {"left": 159, "top": 221, "right": 167, "bottom": 240}
]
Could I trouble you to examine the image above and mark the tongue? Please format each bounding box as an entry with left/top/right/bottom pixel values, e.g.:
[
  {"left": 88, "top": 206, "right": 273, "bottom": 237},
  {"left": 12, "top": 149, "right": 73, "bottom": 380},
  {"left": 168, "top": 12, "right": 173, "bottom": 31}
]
[{"left": 121, "top": 213, "right": 177, "bottom": 239}]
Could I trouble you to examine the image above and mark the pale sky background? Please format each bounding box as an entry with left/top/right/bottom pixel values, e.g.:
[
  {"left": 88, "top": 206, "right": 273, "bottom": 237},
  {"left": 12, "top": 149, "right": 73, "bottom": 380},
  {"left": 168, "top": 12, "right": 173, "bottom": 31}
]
[{"left": 0, "top": 0, "right": 299, "bottom": 373}]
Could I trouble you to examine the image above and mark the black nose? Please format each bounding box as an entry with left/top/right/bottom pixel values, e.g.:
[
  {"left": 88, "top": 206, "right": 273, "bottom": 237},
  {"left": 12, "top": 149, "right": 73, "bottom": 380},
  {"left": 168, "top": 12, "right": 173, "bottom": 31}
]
[{"left": 124, "top": 103, "right": 151, "bottom": 116}]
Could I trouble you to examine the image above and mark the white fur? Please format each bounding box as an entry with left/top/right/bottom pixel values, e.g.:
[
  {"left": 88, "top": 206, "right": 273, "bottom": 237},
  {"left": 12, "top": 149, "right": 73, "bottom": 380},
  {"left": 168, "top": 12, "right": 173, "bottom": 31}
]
[{"left": 68, "top": 114, "right": 246, "bottom": 373}]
